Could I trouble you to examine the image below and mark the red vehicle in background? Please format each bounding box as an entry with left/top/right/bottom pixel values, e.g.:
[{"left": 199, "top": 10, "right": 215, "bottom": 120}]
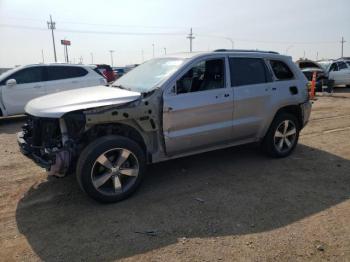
[{"left": 95, "top": 64, "right": 117, "bottom": 83}]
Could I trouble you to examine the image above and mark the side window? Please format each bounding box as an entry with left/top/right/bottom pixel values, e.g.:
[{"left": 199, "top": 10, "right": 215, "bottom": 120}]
[
  {"left": 337, "top": 62, "right": 347, "bottom": 70},
  {"left": 229, "top": 58, "right": 270, "bottom": 87},
  {"left": 48, "top": 66, "right": 88, "bottom": 81},
  {"left": 176, "top": 59, "right": 225, "bottom": 94},
  {"left": 329, "top": 63, "right": 338, "bottom": 72},
  {"left": 269, "top": 60, "right": 294, "bottom": 80},
  {"left": 8, "top": 67, "right": 45, "bottom": 84}
]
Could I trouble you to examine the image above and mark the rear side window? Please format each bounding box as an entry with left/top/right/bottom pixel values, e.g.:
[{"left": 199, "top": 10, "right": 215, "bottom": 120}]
[
  {"left": 337, "top": 62, "right": 347, "bottom": 70},
  {"left": 48, "top": 66, "right": 88, "bottom": 81},
  {"left": 229, "top": 58, "right": 270, "bottom": 87},
  {"left": 8, "top": 67, "right": 45, "bottom": 84},
  {"left": 269, "top": 60, "right": 294, "bottom": 80}
]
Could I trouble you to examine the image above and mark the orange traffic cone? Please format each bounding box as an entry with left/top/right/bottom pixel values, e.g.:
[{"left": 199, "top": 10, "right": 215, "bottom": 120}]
[{"left": 310, "top": 71, "right": 317, "bottom": 99}]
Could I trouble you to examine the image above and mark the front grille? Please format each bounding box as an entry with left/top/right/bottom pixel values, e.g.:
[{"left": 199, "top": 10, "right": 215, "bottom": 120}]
[{"left": 24, "top": 115, "right": 61, "bottom": 147}]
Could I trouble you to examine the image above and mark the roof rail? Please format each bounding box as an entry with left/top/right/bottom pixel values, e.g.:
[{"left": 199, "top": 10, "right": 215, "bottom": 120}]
[{"left": 214, "top": 49, "right": 279, "bottom": 54}]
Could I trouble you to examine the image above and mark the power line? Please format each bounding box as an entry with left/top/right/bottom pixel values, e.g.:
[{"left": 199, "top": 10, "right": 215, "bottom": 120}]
[{"left": 2, "top": 16, "right": 187, "bottom": 30}]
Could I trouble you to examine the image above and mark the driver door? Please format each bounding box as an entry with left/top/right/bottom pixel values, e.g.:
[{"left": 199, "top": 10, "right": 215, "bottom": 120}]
[{"left": 162, "top": 57, "right": 234, "bottom": 156}]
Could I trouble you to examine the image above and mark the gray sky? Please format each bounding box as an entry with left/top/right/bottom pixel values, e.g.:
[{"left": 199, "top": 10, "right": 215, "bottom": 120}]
[{"left": 0, "top": 0, "right": 349, "bottom": 67}]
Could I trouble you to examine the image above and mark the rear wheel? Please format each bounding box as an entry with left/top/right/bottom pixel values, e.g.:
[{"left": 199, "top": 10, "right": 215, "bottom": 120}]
[
  {"left": 76, "top": 135, "right": 146, "bottom": 203},
  {"left": 262, "top": 113, "right": 300, "bottom": 158}
]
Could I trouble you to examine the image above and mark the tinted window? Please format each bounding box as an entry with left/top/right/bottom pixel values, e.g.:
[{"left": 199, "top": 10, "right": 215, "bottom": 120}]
[
  {"left": 176, "top": 58, "right": 225, "bottom": 94},
  {"left": 229, "top": 58, "right": 270, "bottom": 87},
  {"left": 329, "top": 63, "right": 338, "bottom": 72},
  {"left": 8, "top": 67, "right": 45, "bottom": 84},
  {"left": 48, "top": 66, "right": 88, "bottom": 81},
  {"left": 270, "top": 60, "right": 294, "bottom": 80},
  {"left": 337, "top": 62, "right": 347, "bottom": 70}
]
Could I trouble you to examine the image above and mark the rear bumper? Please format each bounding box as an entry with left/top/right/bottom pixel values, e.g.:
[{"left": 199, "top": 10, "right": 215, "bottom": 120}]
[
  {"left": 17, "top": 131, "right": 52, "bottom": 169},
  {"left": 300, "top": 101, "right": 312, "bottom": 128}
]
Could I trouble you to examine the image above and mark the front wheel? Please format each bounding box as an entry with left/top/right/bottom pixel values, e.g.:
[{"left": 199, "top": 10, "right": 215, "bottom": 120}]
[
  {"left": 76, "top": 136, "right": 146, "bottom": 203},
  {"left": 262, "top": 113, "right": 300, "bottom": 158}
]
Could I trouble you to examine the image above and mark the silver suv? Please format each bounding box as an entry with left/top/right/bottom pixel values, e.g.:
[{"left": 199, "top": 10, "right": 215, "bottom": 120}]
[{"left": 17, "top": 50, "right": 312, "bottom": 203}]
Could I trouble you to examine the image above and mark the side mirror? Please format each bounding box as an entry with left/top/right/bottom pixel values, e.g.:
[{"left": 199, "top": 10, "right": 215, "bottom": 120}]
[{"left": 6, "top": 79, "right": 16, "bottom": 87}]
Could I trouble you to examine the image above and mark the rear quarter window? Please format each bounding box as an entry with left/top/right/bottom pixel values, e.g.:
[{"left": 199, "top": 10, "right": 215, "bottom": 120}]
[
  {"left": 48, "top": 66, "right": 88, "bottom": 81},
  {"left": 229, "top": 57, "right": 271, "bottom": 87},
  {"left": 270, "top": 60, "right": 294, "bottom": 80}
]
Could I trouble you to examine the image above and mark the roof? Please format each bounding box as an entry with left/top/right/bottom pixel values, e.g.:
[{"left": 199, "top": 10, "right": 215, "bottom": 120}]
[{"left": 162, "top": 50, "right": 285, "bottom": 60}]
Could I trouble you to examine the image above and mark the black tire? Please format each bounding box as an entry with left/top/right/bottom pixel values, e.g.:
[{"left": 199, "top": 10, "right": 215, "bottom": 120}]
[
  {"left": 262, "top": 113, "right": 300, "bottom": 158},
  {"left": 76, "top": 135, "right": 146, "bottom": 203}
]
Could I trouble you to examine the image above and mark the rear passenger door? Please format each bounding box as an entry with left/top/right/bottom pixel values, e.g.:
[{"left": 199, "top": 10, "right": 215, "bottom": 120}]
[
  {"left": 46, "top": 66, "right": 89, "bottom": 94},
  {"left": 229, "top": 57, "right": 273, "bottom": 141}
]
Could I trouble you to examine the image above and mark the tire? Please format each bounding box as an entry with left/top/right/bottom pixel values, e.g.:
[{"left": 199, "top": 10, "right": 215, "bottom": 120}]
[
  {"left": 76, "top": 135, "right": 146, "bottom": 203},
  {"left": 262, "top": 113, "right": 300, "bottom": 158}
]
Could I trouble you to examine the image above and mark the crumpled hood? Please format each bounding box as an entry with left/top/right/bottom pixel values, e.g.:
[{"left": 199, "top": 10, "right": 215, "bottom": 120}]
[{"left": 25, "top": 85, "right": 141, "bottom": 118}]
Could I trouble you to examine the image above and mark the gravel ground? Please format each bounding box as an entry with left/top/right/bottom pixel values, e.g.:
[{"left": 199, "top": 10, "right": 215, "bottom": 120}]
[{"left": 0, "top": 89, "right": 350, "bottom": 261}]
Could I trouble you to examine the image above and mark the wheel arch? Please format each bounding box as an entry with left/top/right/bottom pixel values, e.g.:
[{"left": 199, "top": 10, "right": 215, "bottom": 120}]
[
  {"left": 83, "top": 122, "right": 151, "bottom": 162},
  {"left": 274, "top": 105, "right": 303, "bottom": 127}
]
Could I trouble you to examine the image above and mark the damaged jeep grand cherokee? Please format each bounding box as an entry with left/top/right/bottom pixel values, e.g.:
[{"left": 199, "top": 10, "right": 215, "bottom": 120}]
[{"left": 18, "top": 50, "right": 312, "bottom": 203}]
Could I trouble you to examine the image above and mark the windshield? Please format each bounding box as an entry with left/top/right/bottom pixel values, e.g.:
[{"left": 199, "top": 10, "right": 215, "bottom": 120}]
[
  {"left": 318, "top": 61, "right": 332, "bottom": 71},
  {"left": 112, "top": 58, "right": 185, "bottom": 93}
]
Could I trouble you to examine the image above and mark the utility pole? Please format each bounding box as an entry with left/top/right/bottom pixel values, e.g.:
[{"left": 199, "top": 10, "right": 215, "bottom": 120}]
[
  {"left": 341, "top": 36, "right": 346, "bottom": 58},
  {"left": 164, "top": 47, "right": 167, "bottom": 55},
  {"left": 109, "top": 50, "right": 115, "bottom": 67},
  {"left": 152, "top": 43, "right": 155, "bottom": 58},
  {"left": 47, "top": 15, "right": 57, "bottom": 62},
  {"left": 90, "top": 52, "right": 94, "bottom": 64},
  {"left": 187, "top": 28, "right": 195, "bottom": 52}
]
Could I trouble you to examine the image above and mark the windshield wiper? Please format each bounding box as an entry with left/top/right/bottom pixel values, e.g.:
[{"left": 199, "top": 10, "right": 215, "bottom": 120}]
[{"left": 112, "top": 84, "right": 129, "bottom": 90}]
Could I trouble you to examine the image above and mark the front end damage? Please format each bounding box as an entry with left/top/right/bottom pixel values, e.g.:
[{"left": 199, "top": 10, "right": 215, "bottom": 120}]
[
  {"left": 17, "top": 113, "right": 85, "bottom": 177},
  {"left": 17, "top": 91, "right": 163, "bottom": 177}
]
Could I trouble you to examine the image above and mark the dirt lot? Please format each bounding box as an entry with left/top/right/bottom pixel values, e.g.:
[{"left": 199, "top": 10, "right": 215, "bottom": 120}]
[{"left": 0, "top": 89, "right": 350, "bottom": 262}]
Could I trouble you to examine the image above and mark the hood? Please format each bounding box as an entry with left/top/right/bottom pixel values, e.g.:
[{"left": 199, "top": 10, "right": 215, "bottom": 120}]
[
  {"left": 301, "top": 68, "right": 324, "bottom": 73},
  {"left": 25, "top": 85, "right": 141, "bottom": 118}
]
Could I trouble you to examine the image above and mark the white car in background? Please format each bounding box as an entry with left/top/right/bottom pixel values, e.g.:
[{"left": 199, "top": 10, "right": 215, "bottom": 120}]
[
  {"left": 0, "top": 64, "right": 107, "bottom": 117},
  {"left": 318, "top": 59, "right": 350, "bottom": 87}
]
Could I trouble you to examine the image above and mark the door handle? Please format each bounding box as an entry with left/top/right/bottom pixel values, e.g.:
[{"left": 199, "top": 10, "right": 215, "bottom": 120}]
[{"left": 164, "top": 106, "right": 173, "bottom": 112}]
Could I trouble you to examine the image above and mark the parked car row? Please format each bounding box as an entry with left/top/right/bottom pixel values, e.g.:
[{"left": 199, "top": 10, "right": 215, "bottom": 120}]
[{"left": 296, "top": 58, "right": 350, "bottom": 91}]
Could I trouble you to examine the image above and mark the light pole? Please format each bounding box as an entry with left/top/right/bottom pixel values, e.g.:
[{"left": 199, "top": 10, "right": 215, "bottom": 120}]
[
  {"left": 224, "top": 37, "right": 234, "bottom": 49},
  {"left": 41, "top": 49, "right": 45, "bottom": 63},
  {"left": 285, "top": 45, "right": 293, "bottom": 55},
  {"left": 109, "top": 50, "right": 115, "bottom": 67},
  {"left": 341, "top": 36, "right": 346, "bottom": 58},
  {"left": 90, "top": 52, "right": 94, "bottom": 64},
  {"left": 164, "top": 47, "right": 167, "bottom": 55},
  {"left": 152, "top": 43, "right": 155, "bottom": 58}
]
